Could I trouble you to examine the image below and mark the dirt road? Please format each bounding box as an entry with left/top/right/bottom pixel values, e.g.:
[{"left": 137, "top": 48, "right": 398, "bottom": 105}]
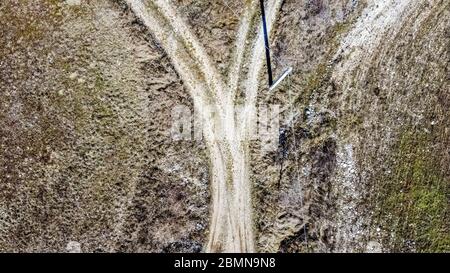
[{"left": 125, "top": 0, "right": 284, "bottom": 252}]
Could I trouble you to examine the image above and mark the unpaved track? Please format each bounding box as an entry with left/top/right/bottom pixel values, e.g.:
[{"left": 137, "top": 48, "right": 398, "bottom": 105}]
[
  {"left": 125, "top": 0, "right": 283, "bottom": 252},
  {"left": 150, "top": 0, "right": 227, "bottom": 105}
]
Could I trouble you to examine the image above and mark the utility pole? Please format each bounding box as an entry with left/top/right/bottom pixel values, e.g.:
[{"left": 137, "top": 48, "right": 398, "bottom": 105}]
[
  {"left": 260, "top": 0, "right": 293, "bottom": 91},
  {"left": 260, "top": 0, "right": 273, "bottom": 87}
]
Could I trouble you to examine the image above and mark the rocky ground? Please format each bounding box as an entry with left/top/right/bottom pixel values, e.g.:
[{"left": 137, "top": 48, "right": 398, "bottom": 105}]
[{"left": 0, "top": 0, "right": 448, "bottom": 253}]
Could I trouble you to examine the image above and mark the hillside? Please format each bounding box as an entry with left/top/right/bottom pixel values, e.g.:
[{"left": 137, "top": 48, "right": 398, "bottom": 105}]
[{"left": 0, "top": 0, "right": 448, "bottom": 253}]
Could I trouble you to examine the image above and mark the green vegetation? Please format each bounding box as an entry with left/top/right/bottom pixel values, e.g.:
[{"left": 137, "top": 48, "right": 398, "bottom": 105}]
[{"left": 375, "top": 130, "right": 450, "bottom": 252}]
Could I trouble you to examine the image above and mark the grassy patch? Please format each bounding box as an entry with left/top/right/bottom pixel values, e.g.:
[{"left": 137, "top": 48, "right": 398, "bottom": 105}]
[{"left": 375, "top": 130, "right": 449, "bottom": 252}]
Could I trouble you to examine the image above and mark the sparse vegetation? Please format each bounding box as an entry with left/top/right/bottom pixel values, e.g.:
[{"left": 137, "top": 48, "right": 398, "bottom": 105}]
[
  {"left": 0, "top": 0, "right": 448, "bottom": 253},
  {"left": 375, "top": 130, "right": 449, "bottom": 252}
]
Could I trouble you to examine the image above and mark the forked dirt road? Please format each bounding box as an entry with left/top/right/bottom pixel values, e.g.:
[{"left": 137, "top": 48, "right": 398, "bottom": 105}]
[
  {"left": 124, "top": 0, "right": 423, "bottom": 253},
  {"left": 125, "top": 0, "right": 283, "bottom": 252}
]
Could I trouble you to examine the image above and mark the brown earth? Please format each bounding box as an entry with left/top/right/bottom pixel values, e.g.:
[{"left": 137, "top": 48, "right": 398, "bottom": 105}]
[{"left": 0, "top": 0, "right": 448, "bottom": 253}]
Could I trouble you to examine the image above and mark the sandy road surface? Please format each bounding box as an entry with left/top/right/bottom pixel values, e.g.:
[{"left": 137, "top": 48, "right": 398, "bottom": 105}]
[{"left": 125, "top": 0, "right": 283, "bottom": 252}]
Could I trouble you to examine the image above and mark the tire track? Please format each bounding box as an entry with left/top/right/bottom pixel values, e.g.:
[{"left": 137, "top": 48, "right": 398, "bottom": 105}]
[{"left": 124, "top": 0, "right": 284, "bottom": 253}]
